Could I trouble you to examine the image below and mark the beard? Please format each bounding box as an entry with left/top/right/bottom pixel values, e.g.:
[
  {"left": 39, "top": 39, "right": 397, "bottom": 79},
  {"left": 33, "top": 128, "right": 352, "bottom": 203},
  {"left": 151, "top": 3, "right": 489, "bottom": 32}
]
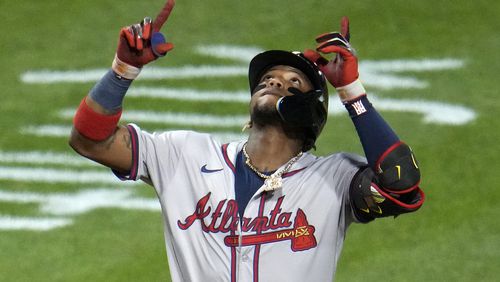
[
  {"left": 250, "top": 101, "right": 306, "bottom": 133},
  {"left": 249, "top": 101, "right": 309, "bottom": 149},
  {"left": 250, "top": 102, "right": 283, "bottom": 127}
]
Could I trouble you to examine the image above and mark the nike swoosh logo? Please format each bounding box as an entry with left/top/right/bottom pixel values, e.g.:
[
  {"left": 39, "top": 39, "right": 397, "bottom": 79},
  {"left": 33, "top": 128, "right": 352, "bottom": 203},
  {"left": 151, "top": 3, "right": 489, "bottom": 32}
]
[{"left": 201, "top": 164, "right": 223, "bottom": 173}]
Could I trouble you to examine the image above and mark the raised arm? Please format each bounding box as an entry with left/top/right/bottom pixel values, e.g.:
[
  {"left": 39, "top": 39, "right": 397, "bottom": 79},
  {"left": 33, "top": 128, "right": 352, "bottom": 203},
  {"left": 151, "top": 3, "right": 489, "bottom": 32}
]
[
  {"left": 304, "top": 17, "right": 424, "bottom": 222},
  {"left": 69, "top": 0, "right": 176, "bottom": 174}
]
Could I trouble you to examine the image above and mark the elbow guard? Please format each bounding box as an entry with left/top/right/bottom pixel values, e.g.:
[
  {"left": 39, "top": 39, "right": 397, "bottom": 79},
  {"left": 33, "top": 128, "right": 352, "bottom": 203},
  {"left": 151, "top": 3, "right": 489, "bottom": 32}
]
[
  {"left": 376, "top": 142, "right": 420, "bottom": 194},
  {"left": 350, "top": 167, "right": 425, "bottom": 223},
  {"left": 350, "top": 143, "right": 424, "bottom": 223}
]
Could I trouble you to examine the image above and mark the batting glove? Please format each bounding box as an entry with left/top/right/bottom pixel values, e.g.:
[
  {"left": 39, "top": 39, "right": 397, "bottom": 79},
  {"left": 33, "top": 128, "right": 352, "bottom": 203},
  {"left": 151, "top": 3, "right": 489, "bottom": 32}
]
[
  {"left": 303, "top": 16, "right": 366, "bottom": 103},
  {"left": 276, "top": 87, "right": 325, "bottom": 127},
  {"left": 113, "top": 0, "right": 175, "bottom": 80}
]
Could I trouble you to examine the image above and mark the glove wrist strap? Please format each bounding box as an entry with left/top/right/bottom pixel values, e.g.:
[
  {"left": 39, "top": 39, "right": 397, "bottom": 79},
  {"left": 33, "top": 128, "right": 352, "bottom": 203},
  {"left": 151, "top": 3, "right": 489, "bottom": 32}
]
[
  {"left": 112, "top": 54, "right": 142, "bottom": 80},
  {"left": 336, "top": 79, "right": 366, "bottom": 103}
]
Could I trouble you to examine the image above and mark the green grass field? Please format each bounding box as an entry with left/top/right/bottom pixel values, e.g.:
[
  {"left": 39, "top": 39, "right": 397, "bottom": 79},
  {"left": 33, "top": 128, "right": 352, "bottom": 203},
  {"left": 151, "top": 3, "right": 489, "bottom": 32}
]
[{"left": 1, "top": 0, "right": 499, "bottom": 281}]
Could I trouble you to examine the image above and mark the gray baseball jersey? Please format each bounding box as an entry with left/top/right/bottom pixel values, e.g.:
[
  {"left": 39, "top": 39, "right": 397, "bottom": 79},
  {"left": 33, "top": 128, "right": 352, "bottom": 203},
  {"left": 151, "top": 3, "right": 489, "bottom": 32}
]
[{"left": 116, "top": 124, "right": 367, "bottom": 282}]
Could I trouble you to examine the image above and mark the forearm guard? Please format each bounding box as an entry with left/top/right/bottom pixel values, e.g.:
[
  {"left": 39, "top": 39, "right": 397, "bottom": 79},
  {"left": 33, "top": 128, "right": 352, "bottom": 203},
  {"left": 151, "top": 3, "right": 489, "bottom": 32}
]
[{"left": 350, "top": 143, "right": 424, "bottom": 223}]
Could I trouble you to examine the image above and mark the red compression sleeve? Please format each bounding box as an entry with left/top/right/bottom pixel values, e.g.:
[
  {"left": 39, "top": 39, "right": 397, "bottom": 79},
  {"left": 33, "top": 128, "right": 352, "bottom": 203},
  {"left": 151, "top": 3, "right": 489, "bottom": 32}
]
[{"left": 73, "top": 98, "right": 122, "bottom": 141}]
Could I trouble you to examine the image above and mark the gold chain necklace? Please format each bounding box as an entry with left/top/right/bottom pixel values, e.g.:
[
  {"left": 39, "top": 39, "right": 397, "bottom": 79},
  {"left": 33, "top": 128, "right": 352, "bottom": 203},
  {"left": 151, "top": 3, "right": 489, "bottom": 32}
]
[{"left": 242, "top": 143, "right": 303, "bottom": 191}]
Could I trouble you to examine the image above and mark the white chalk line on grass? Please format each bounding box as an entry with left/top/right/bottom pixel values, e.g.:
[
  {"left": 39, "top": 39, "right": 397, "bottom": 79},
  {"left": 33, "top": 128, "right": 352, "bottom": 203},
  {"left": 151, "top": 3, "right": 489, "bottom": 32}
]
[
  {"left": 0, "top": 215, "right": 72, "bottom": 231},
  {"left": 21, "top": 125, "right": 72, "bottom": 137},
  {"left": 361, "top": 58, "right": 464, "bottom": 72},
  {"left": 0, "top": 150, "right": 96, "bottom": 167},
  {"left": 59, "top": 109, "right": 249, "bottom": 127},
  {"left": 0, "top": 166, "right": 136, "bottom": 185},
  {"left": 20, "top": 65, "right": 248, "bottom": 84},
  {"left": 0, "top": 188, "right": 160, "bottom": 216},
  {"left": 20, "top": 45, "right": 258, "bottom": 84},
  {"left": 0, "top": 188, "right": 161, "bottom": 231},
  {"left": 368, "top": 96, "right": 477, "bottom": 125}
]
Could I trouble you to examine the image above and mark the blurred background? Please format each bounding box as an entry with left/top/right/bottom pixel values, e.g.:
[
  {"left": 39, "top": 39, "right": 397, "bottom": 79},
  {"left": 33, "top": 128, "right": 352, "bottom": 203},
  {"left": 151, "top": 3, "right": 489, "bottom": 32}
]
[{"left": 0, "top": 0, "right": 498, "bottom": 281}]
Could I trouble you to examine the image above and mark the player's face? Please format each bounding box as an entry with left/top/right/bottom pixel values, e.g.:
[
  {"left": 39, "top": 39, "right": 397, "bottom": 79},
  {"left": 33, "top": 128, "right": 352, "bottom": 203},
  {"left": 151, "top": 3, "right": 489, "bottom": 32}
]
[
  {"left": 249, "top": 65, "right": 314, "bottom": 125},
  {"left": 250, "top": 65, "right": 313, "bottom": 122},
  {"left": 253, "top": 65, "right": 314, "bottom": 97}
]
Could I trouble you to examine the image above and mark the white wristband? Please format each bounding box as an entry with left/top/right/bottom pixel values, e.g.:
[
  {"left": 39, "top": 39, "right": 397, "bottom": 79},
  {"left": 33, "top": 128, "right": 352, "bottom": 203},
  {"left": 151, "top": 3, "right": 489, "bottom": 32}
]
[
  {"left": 336, "top": 79, "right": 366, "bottom": 103},
  {"left": 111, "top": 54, "right": 142, "bottom": 80}
]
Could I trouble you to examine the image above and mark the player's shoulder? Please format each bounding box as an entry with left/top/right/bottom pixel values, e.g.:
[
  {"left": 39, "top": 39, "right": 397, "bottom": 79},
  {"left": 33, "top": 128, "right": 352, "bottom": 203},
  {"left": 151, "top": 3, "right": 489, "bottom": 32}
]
[
  {"left": 305, "top": 151, "right": 367, "bottom": 169},
  {"left": 328, "top": 152, "right": 367, "bottom": 165},
  {"left": 129, "top": 124, "right": 228, "bottom": 152},
  {"left": 131, "top": 124, "right": 216, "bottom": 143},
  {"left": 162, "top": 130, "right": 227, "bottom": 153}
]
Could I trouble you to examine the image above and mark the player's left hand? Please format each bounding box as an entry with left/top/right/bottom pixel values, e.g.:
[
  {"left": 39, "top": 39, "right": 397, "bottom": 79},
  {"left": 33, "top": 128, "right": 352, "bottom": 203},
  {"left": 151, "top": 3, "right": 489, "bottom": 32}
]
[
  {"left": 303, "top": 17, "right": 357, "bottom": 88},
  {"left": 116, "top": 0, "right": 175, "bottom": 69}
]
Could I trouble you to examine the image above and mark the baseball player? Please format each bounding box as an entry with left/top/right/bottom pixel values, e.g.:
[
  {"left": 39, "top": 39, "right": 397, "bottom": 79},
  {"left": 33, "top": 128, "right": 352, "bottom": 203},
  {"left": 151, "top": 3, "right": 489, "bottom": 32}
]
[{"left": 69, "top": 0, "right": 424, "bottom": 281}]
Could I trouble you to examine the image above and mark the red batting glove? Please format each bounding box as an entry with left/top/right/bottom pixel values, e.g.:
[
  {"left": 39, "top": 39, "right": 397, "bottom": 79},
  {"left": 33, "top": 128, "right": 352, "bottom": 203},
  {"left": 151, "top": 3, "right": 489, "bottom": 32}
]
[
  {"left": 303, "top": 16, "right": 366, "bottom": 102},
  {"left": 113, "top": 0, "right": 175, "bottom": 79}
]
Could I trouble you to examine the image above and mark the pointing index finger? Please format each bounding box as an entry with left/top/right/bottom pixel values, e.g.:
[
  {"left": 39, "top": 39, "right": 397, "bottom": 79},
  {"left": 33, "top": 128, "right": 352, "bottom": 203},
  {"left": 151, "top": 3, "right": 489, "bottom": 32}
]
[
  {"left": 340, "top": 16, "right": 350, "bottom": 42},
  {"left": 153, "top": 0, "right": 176, "bottom": 32}
]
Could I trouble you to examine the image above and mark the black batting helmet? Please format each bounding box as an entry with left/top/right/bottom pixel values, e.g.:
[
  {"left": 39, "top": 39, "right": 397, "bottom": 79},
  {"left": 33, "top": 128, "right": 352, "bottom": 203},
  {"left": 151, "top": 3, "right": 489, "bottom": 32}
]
[{"left": 248, "top": 50, "right": 329, "bottom": 151}]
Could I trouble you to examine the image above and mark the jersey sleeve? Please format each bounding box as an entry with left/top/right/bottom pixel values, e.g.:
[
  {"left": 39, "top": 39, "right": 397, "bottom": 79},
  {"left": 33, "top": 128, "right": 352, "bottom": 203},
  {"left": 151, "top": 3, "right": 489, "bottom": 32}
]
[
  {"left": 326, "top": 153, "right": 369, "bottom": 226},
  {"left": 112, "top": 124, "right": 194, "bottom": 185}
]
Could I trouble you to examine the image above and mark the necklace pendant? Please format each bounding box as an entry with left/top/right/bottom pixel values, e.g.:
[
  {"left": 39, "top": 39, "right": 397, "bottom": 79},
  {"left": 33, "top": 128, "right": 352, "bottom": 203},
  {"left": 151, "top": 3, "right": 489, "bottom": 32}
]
[{"left": 264, "top": 176, "right": 283, "bottom": 191}]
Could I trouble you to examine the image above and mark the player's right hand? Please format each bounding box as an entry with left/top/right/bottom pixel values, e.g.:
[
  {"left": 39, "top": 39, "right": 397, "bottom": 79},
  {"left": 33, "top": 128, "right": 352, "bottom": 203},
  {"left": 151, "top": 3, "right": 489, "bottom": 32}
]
[{"left": 115, "top": 0, "right": 175, "bottom": 70}]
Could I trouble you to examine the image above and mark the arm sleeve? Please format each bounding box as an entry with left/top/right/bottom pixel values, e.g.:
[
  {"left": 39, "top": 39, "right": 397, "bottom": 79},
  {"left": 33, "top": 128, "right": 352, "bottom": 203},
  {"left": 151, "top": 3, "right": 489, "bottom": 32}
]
[{"left": 344, "top": 95, "right": 400, "bottom": 168}]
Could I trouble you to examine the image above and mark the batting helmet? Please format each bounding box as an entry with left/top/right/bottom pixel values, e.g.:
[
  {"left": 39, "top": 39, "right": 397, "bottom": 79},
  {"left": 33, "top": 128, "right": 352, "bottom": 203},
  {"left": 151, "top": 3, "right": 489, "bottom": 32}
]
[{"left": 248, "top": 50, "right": 329, "bottom": 151}]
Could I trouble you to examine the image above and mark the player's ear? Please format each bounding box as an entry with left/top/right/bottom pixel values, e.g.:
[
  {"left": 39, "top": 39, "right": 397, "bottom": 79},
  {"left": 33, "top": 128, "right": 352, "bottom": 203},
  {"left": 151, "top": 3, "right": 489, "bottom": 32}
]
[{"left": 242, "top": 120, "right": 253, "bottom": 131}]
